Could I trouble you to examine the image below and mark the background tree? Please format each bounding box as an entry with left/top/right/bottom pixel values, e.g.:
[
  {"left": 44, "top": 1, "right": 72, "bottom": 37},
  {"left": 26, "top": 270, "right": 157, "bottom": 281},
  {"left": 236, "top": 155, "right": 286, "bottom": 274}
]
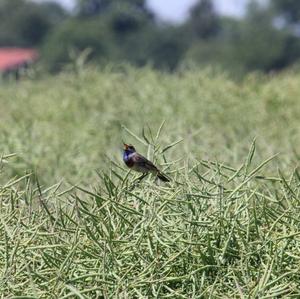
[
  {"left": 272, "top": 0, "right": 300, "bottom": 25},
  {"left": 43, "top": 0, "right": 165, "bottom": 71},
  {"left": 183, "top": 0, "right": 300, "bottom": 75},
  {"left": 2, "top": 0, "right": 299, "bottom": 75},
  {"left": 0, "top": 0, "right": 66, "bottom": 47},
  {"left": 186, "top": 0, "right": 220, "bottom": 40},
  {"left": 76, "top": 0, "right": 109, "bottom": 16},
  {"left": 76, "top": 0, "right": 153, "bottom": 19}
]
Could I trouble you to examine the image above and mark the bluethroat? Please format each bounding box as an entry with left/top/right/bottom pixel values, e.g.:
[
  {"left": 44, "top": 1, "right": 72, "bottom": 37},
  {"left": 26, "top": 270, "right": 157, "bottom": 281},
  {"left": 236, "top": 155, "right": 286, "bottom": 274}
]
[{"left": 123, "top": 143, "right": 170, "bottom": 182}]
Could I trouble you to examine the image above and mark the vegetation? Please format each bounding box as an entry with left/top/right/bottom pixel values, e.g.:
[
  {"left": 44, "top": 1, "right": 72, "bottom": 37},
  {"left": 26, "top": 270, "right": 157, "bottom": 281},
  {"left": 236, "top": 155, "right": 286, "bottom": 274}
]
[
  {"left": 2, "top": 0, "right": 300, "bottom": 75},
  {"left": 0, "top": 0, "right": 66, "bottom": 47},
  {"left": 1, "top": 67, "right": 300, "bottom": 297}
]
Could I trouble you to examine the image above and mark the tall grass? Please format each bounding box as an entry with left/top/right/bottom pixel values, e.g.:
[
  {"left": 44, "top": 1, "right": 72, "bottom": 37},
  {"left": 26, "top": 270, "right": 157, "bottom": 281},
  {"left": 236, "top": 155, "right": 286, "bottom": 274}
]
[{"left": 0, "top": 67, "right": 300, "bottom": 297}]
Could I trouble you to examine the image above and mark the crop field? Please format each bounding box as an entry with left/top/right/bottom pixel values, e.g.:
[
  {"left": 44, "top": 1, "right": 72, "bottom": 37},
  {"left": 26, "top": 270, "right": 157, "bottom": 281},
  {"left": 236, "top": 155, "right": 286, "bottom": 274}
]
[{"left": 0, "top": 67, "right": 300, "bottom": 298}]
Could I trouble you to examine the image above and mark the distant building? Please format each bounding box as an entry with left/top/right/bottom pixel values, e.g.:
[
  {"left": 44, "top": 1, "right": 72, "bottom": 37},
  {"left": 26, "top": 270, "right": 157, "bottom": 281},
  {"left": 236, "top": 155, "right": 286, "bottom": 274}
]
[{"left": 0, "top": 48, "right": 39, "bottom": 77}]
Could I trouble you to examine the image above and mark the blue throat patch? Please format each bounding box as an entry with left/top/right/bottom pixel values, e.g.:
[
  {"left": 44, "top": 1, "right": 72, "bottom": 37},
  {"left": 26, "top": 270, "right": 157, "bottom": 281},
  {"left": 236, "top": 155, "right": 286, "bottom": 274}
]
[{"left": 123, "top": 150, "right": 134, "bottom": 162}]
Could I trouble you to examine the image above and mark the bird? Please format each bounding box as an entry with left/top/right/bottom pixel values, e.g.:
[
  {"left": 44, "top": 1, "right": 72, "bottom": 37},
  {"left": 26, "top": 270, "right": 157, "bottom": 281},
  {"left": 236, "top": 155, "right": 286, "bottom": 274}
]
[{"left": 123, "top": 143, "right": 170, "bottom": 182}]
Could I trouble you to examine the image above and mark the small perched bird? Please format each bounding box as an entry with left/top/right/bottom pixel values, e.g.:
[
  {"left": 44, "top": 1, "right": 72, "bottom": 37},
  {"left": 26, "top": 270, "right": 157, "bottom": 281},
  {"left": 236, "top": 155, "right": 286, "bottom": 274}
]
[{"left": 123, "top": 143, "right": 170, "bottom": 182}]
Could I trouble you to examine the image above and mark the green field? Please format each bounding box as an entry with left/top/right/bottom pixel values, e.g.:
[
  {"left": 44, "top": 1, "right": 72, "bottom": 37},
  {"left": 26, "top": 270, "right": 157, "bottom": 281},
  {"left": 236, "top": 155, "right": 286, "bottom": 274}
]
[{"left": 1, "top": 67, "right": 300, "bottom": 297}]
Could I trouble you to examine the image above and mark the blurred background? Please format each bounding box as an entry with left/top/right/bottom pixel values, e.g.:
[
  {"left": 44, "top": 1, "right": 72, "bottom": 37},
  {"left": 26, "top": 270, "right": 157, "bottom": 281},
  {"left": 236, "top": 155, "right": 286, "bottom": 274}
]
[{"left": 1, "top": 0, "right": 300, "bottom": 77}]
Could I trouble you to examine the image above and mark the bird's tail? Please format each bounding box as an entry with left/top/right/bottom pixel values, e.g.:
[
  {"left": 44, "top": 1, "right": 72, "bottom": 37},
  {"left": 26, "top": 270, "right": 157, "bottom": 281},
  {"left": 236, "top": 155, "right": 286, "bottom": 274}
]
[{"left": 157, "top": 171, "right": 170, "bottom": 182}]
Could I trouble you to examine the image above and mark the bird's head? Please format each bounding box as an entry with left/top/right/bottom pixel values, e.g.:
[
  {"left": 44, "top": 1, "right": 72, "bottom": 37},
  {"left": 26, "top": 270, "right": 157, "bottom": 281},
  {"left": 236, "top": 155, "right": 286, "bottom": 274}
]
[{"left": 123, "top": 143, "right": 136, "bottom": 153}]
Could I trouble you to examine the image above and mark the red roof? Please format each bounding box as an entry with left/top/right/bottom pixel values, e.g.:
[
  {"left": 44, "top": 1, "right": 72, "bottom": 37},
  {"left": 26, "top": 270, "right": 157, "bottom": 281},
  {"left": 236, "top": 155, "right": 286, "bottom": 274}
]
[{"left": 0, "top": 48, "right": 39, "bottom": 71}]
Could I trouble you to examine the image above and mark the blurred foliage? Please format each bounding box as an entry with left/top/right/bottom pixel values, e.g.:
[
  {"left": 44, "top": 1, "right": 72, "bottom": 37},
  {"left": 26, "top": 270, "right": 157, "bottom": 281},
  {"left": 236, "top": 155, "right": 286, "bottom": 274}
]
[
  {"left": 42, "top": 0, "right": 185, "bottom": 71},
  {"left": 2, "top": 66, "right": 300, "bottom": 184},
  {"left": 0, "top": 0, "right": 66, "bottom": 47},
  {"left": 77, "top": 0, "right": 153, "bottom": 19},
  {"left": 183, "top": 1, "right": 300, "bottom": 75},
  {"left": 186, "top": 0, "right": 220, "bottom": 39},
  {"left": 272, "top": 0, "right": 300, "bottom": 24},
  {"left": 1, "top": 0, "right": 300, "bottom": 75}
]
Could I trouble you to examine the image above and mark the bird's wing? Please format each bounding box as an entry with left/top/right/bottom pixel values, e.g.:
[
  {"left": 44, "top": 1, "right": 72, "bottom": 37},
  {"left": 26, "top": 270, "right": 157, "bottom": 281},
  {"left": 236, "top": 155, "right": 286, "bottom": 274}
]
[{"left": 132, "top": 153, "right": 158, "bottom": 172}]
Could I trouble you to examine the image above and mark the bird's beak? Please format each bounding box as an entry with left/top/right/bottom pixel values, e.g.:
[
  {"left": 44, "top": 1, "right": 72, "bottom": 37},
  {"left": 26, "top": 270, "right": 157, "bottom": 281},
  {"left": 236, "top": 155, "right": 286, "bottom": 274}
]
[{"left": 123, "top": 143, "right": 129, "bottom": 150}]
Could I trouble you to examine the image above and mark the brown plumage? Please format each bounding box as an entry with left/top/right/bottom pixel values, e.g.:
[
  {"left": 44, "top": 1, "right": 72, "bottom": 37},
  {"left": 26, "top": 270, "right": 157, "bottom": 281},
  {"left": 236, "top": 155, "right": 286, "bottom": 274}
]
[{"left": 123, "top": 143, "right": 170, "bottom": 182}]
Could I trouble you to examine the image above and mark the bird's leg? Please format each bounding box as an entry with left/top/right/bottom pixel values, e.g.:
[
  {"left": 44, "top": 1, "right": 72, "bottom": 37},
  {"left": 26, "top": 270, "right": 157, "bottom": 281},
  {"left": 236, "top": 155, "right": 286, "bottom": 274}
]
[
  {"left": 137, "top": 173, "right": 147, "bottom": 181},
  {"left": 133, "top": 173, "right": 147, "bottom": 185},
  {"left": 128, "top": 173, "right": 148, "bottom": 191}
]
